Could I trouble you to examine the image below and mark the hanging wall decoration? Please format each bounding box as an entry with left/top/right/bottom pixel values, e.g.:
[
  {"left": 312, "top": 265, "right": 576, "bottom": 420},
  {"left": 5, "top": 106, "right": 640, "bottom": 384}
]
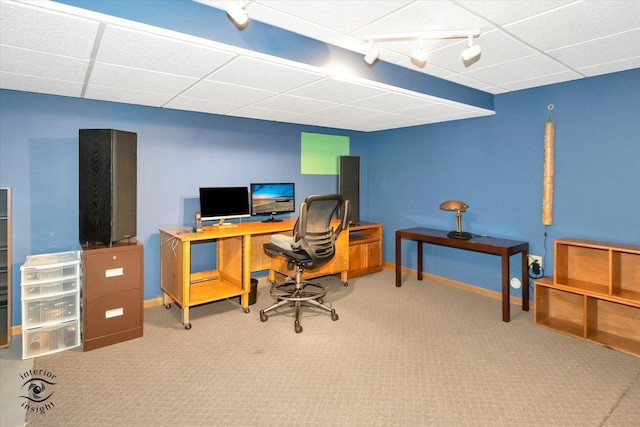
[{"left": 542, "top": 104, "right": 555, "bottom": 225}]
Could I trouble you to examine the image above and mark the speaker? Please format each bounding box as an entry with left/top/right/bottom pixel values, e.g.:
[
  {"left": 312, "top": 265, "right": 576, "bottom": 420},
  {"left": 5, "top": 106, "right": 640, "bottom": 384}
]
[
  {"left": 339, "top": 155, "right": 360, "bottom": 225},
  {"left": 79, "top": 129, "right": 137, "bottom": 245}
]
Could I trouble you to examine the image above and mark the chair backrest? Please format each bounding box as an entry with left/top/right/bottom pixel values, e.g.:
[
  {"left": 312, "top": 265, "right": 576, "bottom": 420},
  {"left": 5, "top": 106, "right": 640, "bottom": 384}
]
[{"left": 293, "top": 194, "right": 350, "bottom": 270}]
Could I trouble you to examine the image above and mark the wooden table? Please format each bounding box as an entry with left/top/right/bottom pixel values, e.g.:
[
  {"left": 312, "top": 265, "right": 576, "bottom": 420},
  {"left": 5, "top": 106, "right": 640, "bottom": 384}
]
[{"left": 395, "top": 227, "right": 529, "bottom": 322}]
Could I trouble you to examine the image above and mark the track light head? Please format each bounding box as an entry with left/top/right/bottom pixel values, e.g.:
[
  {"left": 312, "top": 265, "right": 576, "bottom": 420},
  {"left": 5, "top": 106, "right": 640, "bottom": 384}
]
[
  {"left": 364, "top": 43, "right": 380, "bottom": 65},
  {"left": 462, "top": 34, "right": 481, "bottom": 61},
  {"left": 410, "top": 39, "right": 428, "bottom": 67},
  {"left": 462, "top": 44, "right": 481, "bottom": 61},
  {"left": 227, "top": 2, "right": 249, "bottom": 27},
  {"left": 410, "top": 48, "right": 429, "bottom": 66}
]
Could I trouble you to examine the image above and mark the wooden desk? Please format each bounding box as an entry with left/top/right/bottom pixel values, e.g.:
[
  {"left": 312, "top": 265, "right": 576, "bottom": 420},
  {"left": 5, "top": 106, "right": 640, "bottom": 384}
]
[
  {"left": 395, "top": 227, "right": 529, "bottom": 322},
  {"left": 159, "top": 219, "right": 348, "bottom": 328}
]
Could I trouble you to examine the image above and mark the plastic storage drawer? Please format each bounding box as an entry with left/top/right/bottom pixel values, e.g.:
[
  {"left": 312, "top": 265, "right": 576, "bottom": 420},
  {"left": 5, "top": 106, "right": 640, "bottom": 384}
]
[
  {"left": 20, "top": 251, "right": 81, "bottom": 284},
  {"left": 22, "top": 292, "right": 79, "bottom": 328},
  {"left": 22, "top": 277, "right": 79, "bottom": 299},
  {"left": 22, "top": 319, "right": 80, "bottom": 359}
]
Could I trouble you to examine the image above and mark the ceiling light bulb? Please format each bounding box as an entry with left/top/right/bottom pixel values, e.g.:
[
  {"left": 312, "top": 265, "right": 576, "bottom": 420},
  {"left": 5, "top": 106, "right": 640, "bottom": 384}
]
[
  {"left": 462, "top": 44, "right": 481, "bottom": 61},
  {"left": 364, "top": 44, "right": 380, "bottom": 65},
  {"left": 227, "top": 2, "right": 248, "bottom": 26}
]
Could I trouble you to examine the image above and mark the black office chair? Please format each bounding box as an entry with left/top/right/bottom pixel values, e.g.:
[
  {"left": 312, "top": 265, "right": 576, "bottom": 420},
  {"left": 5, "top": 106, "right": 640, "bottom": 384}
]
[{"left": 260, "top": 194, "right": 350, "bottom": 333}]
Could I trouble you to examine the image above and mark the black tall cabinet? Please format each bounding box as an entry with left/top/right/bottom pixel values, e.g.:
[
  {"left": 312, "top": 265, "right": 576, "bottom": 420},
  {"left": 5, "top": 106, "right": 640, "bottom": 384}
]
[{"left": 79, "top": 129, "right": 137, "bottom": 245}]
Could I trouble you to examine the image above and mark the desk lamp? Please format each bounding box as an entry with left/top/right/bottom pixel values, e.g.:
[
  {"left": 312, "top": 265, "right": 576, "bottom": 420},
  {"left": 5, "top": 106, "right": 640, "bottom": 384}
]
[{"left": 440, "top": 200, "right": 472, "bottom": 240}]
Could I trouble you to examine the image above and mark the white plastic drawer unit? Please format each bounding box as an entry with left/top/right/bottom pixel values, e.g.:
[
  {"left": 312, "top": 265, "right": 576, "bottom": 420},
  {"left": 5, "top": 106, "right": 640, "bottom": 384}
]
[
  {"left": 20, "top": 250, "right": 82, "bottom": 359},
  {"left": 20, "top": 251, "right": 81, "bottom": 284}
]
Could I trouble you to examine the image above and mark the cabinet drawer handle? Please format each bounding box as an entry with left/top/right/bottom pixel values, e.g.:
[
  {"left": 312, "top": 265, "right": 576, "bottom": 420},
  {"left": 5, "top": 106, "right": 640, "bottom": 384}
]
[
  {"left": 105, "top": 308, "right": 124, "bottom": 318},
  {"left": 105, "top": 267, "right": 124, "bottom": 278}
]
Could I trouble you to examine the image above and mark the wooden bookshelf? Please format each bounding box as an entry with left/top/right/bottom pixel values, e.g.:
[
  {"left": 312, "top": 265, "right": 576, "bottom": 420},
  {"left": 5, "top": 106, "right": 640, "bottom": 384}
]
[{"left": 535, "top": 238, "right": 640, "bottom": 357}]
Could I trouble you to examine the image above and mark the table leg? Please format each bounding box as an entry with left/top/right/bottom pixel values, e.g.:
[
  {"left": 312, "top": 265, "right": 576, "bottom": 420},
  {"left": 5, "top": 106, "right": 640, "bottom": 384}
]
[
  {"left": 502, "top": 254, "right": 510, "bottom": 322},
  {"left": 417, "top": 241, "right": 423, "bottom": 280},
  {"left": 395, "top": 232, "right": 402, "bottom": 287},
  {"left": 182, "top": 306, "right": 190, "bottom": 328},
  {"left": 522, "top": 249, "right": 529, "bottom": 311}
]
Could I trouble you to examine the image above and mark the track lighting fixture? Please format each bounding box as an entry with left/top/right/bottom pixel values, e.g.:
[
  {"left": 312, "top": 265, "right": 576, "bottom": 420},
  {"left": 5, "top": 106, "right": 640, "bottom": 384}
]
[
  {"left": 364, "top": 41, "right": 380, "bottom": 65},
  {"left": 226, "top": 1, "right": 249, "bottom": 27},
  {"left": 362, "top": 30, "right": 481, "bottom": 67},
  {"left": 462, "top": 34, "right": 481, "bottom": 61}
]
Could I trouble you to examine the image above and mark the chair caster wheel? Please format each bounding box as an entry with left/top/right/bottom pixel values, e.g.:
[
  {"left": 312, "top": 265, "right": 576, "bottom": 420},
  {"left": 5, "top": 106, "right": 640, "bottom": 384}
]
[
  {"left": 164, "top": 303, "right": 171, "bottom": 309},
  {"left": 294, "top": 321, "right": 303, "bottom": 333},
  {"left": 243, "top": 307, "right": 250, "bottom": 313},
  {"left": 184, "top": 323, "right": 192, "bottom": 330},
  {"left": 260, "top": 311, "right": 268, "bottom": 322},
  {"left": 343, "top": 281, "right": 348, "bottom": 287},
  {"left": 331, "top": 310, "right": 339, "bottom": 321}
]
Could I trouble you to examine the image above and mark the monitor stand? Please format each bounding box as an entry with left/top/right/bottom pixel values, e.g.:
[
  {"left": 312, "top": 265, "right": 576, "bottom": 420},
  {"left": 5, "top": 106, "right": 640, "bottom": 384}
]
[
  {"left": 215, "top": 219, "right": 238, "bottom": 227},
  {"left": 262, "top": 214, "right": 283, "bottom": 223}
]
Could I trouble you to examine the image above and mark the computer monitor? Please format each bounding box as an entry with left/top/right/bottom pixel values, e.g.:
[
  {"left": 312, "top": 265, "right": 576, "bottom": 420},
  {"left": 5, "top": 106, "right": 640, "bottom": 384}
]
[
  {"left": 250, "top": 183, "right": 295, "bottom": 222},
  {"left": 199, "top": 187, "right": 250, "bottom": 226}
]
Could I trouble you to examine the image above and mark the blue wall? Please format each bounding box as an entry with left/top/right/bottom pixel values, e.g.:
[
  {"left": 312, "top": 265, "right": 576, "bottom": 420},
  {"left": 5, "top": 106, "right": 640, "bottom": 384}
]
[
  {"left": 368, "top": 69, "right": 640, "bottom": 297},
  {"left": 1, "top": 69, "right": 638, "bottom": 327}
]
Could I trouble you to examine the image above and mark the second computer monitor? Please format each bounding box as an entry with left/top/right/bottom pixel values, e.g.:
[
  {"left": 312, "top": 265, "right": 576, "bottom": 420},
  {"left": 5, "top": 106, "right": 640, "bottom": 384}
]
[{"left": 250, "top": 183, "right": 295, "bottom": 222}]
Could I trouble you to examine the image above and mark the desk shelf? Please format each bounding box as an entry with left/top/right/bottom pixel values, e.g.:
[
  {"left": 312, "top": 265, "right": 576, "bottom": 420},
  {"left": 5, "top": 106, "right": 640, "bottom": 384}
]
[
  {"left": 189, "top": 270, "right": 244, "bottom": 305},
  {"left": 535, "top": 238, "right": 640, "bottom": 357}
]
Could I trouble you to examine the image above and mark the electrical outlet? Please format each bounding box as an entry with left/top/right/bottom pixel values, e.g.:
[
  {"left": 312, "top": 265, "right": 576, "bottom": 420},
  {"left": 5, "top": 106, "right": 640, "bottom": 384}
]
[{"left": 528, "top": 254, "right": 542, "bottom": 269}]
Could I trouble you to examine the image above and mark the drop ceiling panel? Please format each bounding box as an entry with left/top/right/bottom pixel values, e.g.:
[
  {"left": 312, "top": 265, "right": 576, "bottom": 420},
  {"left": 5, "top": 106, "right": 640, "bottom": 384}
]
[
  {"left": 356, "top": 1, "right": 492, "bottom": 36},
  {"left": 500, "top": 70, "right": 583, "bottom": 92},
  {"left": 84, "top": 84, "right": 176, "bottom": 107},
  {"left": 165, "top": 96, "right": 244, "bottom": 115},
  {"left": 312, "top": 104, "right": 381, "bottom": 121},
  {"left": 578, "top": 57, "right": 640, "bottom": 77},
  {"left": 250, "top": 1, "right": 414, "bottom": 35},
  {"left": 547, "top": 29, "right": 640, "bottom": 69},
  {"left": 0, "top": 46, "right": 89, "bottom": 82},
  {"left": 462, "top": 54, "right": 577, "bottom": 87},
  {"left": 251, "top": 94, "right": 337, "bottom": 114},
  {"left": 504, "top": 1, "right": 640, "bottom": 52},
  {"left": 286, "top": 113, "right": 347, "bottom": 129},
  {"left": 0, "top": 72, "right": 85, "bottom": 97},
  {"left": 97, "top": 25, "right": 237, "bottom": 77},
  {"left": 181, "top": 79, "right": 277, "bottom": 104},
  {"left": 0, "top": 1, "right": 99, "bottom": 58},
  {"left": 287, "top": 79, "right": 387, "bottom": 104},
  {"left": 227, "top": 105, "right": 298, "bottom": 121},
  {"left": 206, "top": 56, "right": 325, "bottom": 92},
  {"left": 90, "top": 62, "right": 199, "bottom": 94},
  {"left": 347, "top": 92, "right": 434, "bottom": 112},
  {"left": 455, "top": 0, "right": 575, "bottom": 26}
]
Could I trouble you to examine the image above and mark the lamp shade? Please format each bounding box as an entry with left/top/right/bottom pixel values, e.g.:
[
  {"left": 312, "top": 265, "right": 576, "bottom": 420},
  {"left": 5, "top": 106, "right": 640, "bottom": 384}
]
[{"left": 439, "top": 200, "right": 468, "bottom": 212}]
